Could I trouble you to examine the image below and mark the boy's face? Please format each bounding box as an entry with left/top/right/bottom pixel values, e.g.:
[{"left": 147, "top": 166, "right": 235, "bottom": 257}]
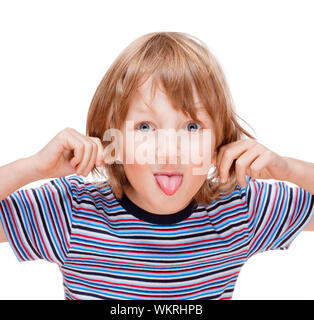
[{"left": 119, "top": 76, "right": 217, "bottom": 214}]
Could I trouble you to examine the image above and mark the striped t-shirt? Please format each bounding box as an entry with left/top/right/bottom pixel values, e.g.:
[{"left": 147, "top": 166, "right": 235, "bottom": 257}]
[{"left": 0, "top": 175, "right": 313, "bottom": 300}]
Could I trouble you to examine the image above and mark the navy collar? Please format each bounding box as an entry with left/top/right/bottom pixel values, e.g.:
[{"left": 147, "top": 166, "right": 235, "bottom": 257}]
[{"left": 118, "top": 193, "right": 198, "bottom": 225}]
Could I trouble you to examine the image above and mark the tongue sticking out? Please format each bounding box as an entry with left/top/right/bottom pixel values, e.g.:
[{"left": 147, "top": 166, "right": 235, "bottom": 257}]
[{"left": 154, "top": 175, "right": 183, "bottom": 196}]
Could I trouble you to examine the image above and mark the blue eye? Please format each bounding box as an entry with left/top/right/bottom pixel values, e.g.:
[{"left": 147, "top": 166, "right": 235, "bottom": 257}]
[
  {"left": 135, "top": 121, "right": 202, "bottom": 132},
  {"left": 185, "top": 121, "right": 202, "bottom": 132},
  {"left": 136, "top": 122, "right": 154, "bottom": 132}
]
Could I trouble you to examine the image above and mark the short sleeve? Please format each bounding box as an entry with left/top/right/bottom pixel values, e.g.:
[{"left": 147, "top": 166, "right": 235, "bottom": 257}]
[
  {"left": 244, "top": 175, "right": 314, "bottom": 258},
  {"left": 0, "top": 175, "right": 77, "bottom": 265}
]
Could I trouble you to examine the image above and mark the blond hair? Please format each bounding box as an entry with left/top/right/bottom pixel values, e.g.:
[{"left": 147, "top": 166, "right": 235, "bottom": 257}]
[{"left": 86, "top": 31, "right": 255, "bottom": 205}]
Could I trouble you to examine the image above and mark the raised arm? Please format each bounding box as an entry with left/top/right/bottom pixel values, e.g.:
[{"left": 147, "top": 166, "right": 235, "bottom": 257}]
[
  {"left": 216, "top": 138, "right": 314, "bottom": 231},
  {"left": 0, "top": 128, "right": 105, "bottom": 243}
]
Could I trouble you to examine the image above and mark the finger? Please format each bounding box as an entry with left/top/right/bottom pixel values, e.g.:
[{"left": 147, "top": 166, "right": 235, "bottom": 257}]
[
  {"left": 68, "top": 130, "right": 104, "bottom": 168},
  {"left": 216, "top": 139, "right": 248, "bottom": 175},
  {"left": 216, "top": 146, "right": 225, "bottom": 173},
  {"left": 66, "top": 129, "right": 97, "bottom": 174},
  {"left": 82, "top": 143, "right": 98, "bottom": 177},
  {"left": 219, "top": 139, "right": 257, "bottom": 183},
  {"left": 235, "top": 144, "right": 264, "bottom": 187},
  {"left": 216, "top": 140, "right": 240, "bottom": 169},
  {"left": 76, "top": 140, "right": 94, "bottom": 176},
  {"left": 61, "top": 130, "right": 85, "bottom": 171},
  {"left": 249, "top": 150, "right": 273, "bottom": 179},
  {"left": 89, "top": 137, "right": 105, "bottom": 166}
]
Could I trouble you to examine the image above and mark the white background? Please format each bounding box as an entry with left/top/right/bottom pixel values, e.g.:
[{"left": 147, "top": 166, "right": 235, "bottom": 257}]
[{"left": 0, "top": 0, "right": 314, "bottom": 299}]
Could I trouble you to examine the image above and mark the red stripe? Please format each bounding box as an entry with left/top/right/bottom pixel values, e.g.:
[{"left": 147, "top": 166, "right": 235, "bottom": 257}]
[
  {"left": 249, "top": 180, "right": 277, "bottom": 252},
  {"left": 63, "top": 269, "right": 239, "bottom": 291},
  {"left": 7, "top": 197, "right": 34, "bottom": 260},
  {"left": 25, "top": 189, "right": 54, "bottom": 261},
  {"left": 65, "top": 249, "right": 247, "bottom": 268},
  {"left": 67, "top": 256, "right": 241, "bottom": 274},
  {"left": 262, "top": 182, "right": 287, "bottom": 250},
  {"left": 288, "top": 187, "right": 302, "bottom": 227},
  {"left": 42, "top": 190, "right": 67, "bottom": 258},
  {"left": 70, "top": 226, "right": 248, "bottom": 248},
  {"left": 18, "top": 191, "right": 41, "bottom": 255},
  {"left": 70, "top": 234, "right": 247, "bottom": 257},
  {"left": 65, "top": 276, "right": 233, "bottom": 299},
  {"left": 47, "top": 183, "right": 69, "bottom": 249},
  {"left": 210, "top": 202, "right": 246, "bottom": 219},
  {"left": 0, "top": 199, "right": 26, "bottom": 260}
]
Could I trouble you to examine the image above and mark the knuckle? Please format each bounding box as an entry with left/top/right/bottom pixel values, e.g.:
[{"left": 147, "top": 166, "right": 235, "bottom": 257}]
[
  {"left": 60, "top": 127, "right": 76, "bottom": 141},
  {"left": 96, "top": 139, "right": 104, "bottom": 149},
  {"left": 224, "top": 148, "right": 232, "bottom": 157},
  {"left": 256, "top": 141, "right": 266, "bottom": 150},
  {"left": 235, "top": 159, "right": 244, "bottom": 169},
  {"left": 252, "top": 143, "right": 262, "bottom": 152},
  {"left": 264, "top": 149, "right": 273, "bottom": 157},
  {"left": 58, "top": 128, "right": 69, "bottom": 139},
  {"left": 247, "top": 137, "right": 256, "bottom": 146},
  {"left": 250, "top": 162, "right": 258, "bottom": 170},
  {"left": 263, "top": 150, "right": 273, "bottom": 161},
  {"left": 90, "top": 136, "right": 101, "bottom": 143},
  {"left": 89, "top": 137, "right": 97, "bottom": 145}
]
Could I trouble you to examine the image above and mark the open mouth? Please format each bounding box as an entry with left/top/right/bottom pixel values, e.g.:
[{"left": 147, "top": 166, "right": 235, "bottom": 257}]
[{"left": 153, "top": 172, "right": 184, "bottom": 196}]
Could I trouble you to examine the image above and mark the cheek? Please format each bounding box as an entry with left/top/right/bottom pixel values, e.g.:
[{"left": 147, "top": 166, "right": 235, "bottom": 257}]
[
  {"left": 123, "top": 163, "right": 152, "bottom": 186},
  {"left": 124, "top": 163, "right": 145, "bottom": 174},
  {"left": 187, "top": 134, "right": 213, "bottom": 176},
  {"left": 186, "top": 164, "right": 207, "bottom": 187}
]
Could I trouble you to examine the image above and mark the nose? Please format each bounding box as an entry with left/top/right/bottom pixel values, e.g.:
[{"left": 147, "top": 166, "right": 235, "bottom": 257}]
[{"left": 155, "top": 129, "right": 180, "bottom": 165}]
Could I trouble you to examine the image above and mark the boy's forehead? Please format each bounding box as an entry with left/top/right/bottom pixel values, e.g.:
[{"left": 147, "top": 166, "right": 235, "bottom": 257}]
[
  {"left": 131, "top": 92, "right": 209, "bottom": 121},
  {"left": 132, "top": 76, "right": 204, "bottom": 111}
]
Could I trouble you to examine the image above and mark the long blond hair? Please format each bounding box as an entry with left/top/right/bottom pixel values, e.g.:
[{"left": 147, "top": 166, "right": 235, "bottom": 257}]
[{"left": 86, "top": 31, "right": 255, "bottom": 205}]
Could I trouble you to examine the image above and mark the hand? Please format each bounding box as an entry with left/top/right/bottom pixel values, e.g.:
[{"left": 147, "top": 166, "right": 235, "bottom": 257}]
[
  {"left": 216, "top": 138, "right": 290, "bottom": 188},
  {"left": 31, "top": 127, "right": 105, "bottom": 179}
]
